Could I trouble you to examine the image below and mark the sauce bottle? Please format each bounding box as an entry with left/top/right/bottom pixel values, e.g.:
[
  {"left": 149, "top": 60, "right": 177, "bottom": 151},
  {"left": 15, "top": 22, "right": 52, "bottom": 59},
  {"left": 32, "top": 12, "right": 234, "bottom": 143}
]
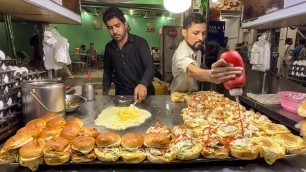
[{"left": 220, "top": 50, "right": 246, "bottom": 96}]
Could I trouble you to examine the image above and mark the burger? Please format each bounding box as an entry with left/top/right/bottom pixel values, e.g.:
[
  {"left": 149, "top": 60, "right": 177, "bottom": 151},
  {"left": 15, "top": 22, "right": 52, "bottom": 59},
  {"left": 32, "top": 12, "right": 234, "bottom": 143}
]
[
  {"left": 71, "top": 136, "right": 96, "bottom": 163},
  {"left": 172, "top": 135, "right": 202, "bottom": 160},
  {"left": 2, "top": 132, "right": 33, "bottom": 152},
  {"left": 40, "top": 113, "right": 58, "bottom": 122},
  {"left": 43, "top": 136, "right": 71, "bottom": 165},
  {"left": 60, "top": 125, "right": 80, "bottom": 141},
  {"left": 19, "top": 139, "right": 45, "bottom": 171},
  {"left": 144, "top": 133, "right": 176, "bottom": 163},
  {"left": 120, "top": 133, "right": 146, "bottom": 163},
  {"left": 0, "top": 149, "right": 19, "bottom": 164},
  {"left": 146, "top": 123, "right": 172, "bottom": 138},
  {"left": 229, "top": 137, "right": 259, "bottom": 160},
  {"left": 45, "top": 117, "right": 66, "bottom": 129},
  {"left": 16, "top": 126, "right": 41, "bottom": 139},
  {"left": 39, "top": 126, "right": 62, "bottom": 141},
  {"left": 25, "top": 118, "right": 46, "bottom": 132},
  {"left": 94, "top": 132, "right": 121, "bottom": 162},
  {"left": 79, "top": 126, "right": 100, "bottom": 138},
  {"left": 201, "top": 135, "right": 229, "bottom": 159},
  {"left": 66, "top": 117, "right": 83, "bottom": 128}
]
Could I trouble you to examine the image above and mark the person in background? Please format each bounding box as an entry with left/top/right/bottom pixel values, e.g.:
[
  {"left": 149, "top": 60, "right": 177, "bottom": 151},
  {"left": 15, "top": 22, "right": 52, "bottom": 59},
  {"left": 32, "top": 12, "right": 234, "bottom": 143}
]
[
  {"left": 278, "top": 38, "right": 293, "bottom": 77},
  {"left": 293, "top": 38, "right": 305, "bottom": 61},
  {"left": 26, "top": 34, "right": 44, "bottom": 71},
  {"left": 16, "top": 51, "right": 31, "bottom": 66},
  {"left": 222, "top": 36, "right": 230, "bottom": 50},
  {"left": 102, "top": 7, "right": 155, "bottom": 102},
  {"left": 80, "top": 44, "right": 87, "bottom": 61},
  {"left": 298, "top": 42, "right": 306, "bottom": 60},
  {"left": 170, "top": 13, "right": 243, "bottom": 93},
  {"left": 86, "top": 43, "right": 97, "bottom": 68}
]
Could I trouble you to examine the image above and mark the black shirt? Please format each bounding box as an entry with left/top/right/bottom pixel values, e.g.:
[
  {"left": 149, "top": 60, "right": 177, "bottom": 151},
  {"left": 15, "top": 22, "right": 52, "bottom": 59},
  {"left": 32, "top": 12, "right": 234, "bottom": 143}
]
[{"left": 103, "top": 34, "right": 155, "bottom": 95}]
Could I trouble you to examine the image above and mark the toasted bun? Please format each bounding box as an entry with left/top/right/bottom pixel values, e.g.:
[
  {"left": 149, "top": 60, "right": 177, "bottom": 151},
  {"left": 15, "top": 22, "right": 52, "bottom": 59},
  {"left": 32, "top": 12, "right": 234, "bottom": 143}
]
[
  {"left": 146, "top": 148, "right": 176, "bottom": 163},
  {"left": 19, "top": 154, "right": 43, "bottom": 171},
  {"left": 43, "top": 137, "right": 70, "bottom": 156},
  {"left": 44, "top": 151, "right": 70, "bottom": 166},
  {"left": 121, "top": 133, "right": 144, "bottom": 150},
  {"left": 41, "top": 113, "right": 58, "bottom": 122},
  {"left": 0, "top": 150, "right": 19, "bottom": 164},
  {"left": 19, "top": 139, "right": 45, "bottom": 158},
  {"left": 39, "top": 127, "right": 62, "bottom": 140},
  {"left": 120, "top": 148, "right": 146, "bottom": 163},
  {"left": 272, "top": 133, "right": 306, "bottom": 154},
  {"left": 2, "top": 133, "right": 33, "bottom": 152},
  {"left": 71, "top": 150, "right": 96, "bottom": 163},
  {"left": 300, "top": 120, "right": 306, "bottom": 137},
  {"left": 79, "top": 126, "right": 100, "bottom": 138},
  {"left": 96, "top": 132, "right": 121, "bottom": 148},
  {"left": 71, "top": 136, "right": 95, "bottom": 154},
  {"left": 176, "top": 142, "right": 202, "bottom": 160},
  {"left": 45, "top": 117, "right": 66, "bottom": 129},
  {"left": 201, "top": 146, "right": 229, "bottom": 159},
  {"left": 250, "top": 137, "right": 285, "bottom": 165},
  {"left": 60, "top": 125, "right": 80, "bottom": 141},
  {"left": 298, "top": 101, "right": 306, "bottom": 117},
  {"left": 94, "top": 147, "right": 120, "bottom": 162},
  {"left": 144, "top": 133, "right": 170, "bottom": 148},
  {"left": 66, "top": 117, "right": 83, "bottom": 128},
  {"left": 26, "top": 119, "right": 46, "bottom": 131},
  {"left": 230, "top": 146, "right": 259, "bottom": 160},
  {"left": 16, "top": 126, "right": 41, "bottom": 138},
  {"left": 262, "top": 123, "right": 290, "bottom": 135}
]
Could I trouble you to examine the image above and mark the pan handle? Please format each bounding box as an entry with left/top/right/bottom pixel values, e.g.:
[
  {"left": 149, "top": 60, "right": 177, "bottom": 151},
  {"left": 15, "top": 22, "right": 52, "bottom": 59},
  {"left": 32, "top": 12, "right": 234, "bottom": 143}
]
[{"left": 29, "top": 89, "right": 69, "bottom": 114}]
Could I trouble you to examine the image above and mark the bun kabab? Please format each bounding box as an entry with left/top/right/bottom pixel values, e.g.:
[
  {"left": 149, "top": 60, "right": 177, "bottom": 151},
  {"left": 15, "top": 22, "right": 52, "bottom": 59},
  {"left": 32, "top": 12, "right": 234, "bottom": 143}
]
[
  {"left": 45, "top": 117, "right": 66, "bottom": 129},
  {"left": 25, "top": 119, "right": 46, "bottom": 132},
  {"left": 120, "top": 133, "right": 146, "bottom": 163},
  {"left": 201, "top": 135, "right": 229, "bottom": 159},
  {"left": 79, "top": 126, "right": 100, "bottom": 138},
  {"left": 172, "top": 135, "right": 202, "bottom": 160},
  {"left": 144, "top": 133, "right": 176, "bottom": 163},
  {"left": 19, "top": 139, "right": 45, "bottom": 171},
  {"left": 66, "top": 117, "right": 83, "bottom": 128},
  {"left": 146, "top": 123, "right": 172, "bottom": 138},
  {"left": 94, "top": 132, "right": 121, "bottom": 162},
  {"left": 40, "top": 113, "right": 58, "bottom": 122},
  {"left": 71, "top": 136, "right": 96, "bottom": 163},
  {"left": 2, "top": 132, "right": 33, "bottom": 152},
  {"left": 16, "top": 126, "right": 41, "bottom": 139},
  {"left": 60, "top": 125, "right": 80, "bottom": 141},
  {"left": 229, "top": 138, "right": 259, "bottom": 160},
  {"left": 43, "top": 137, "right": 71, "bottom": 166},
  {"left": 272, "top": 133, "right": 306, "bottom": 154},
  {"left": 39, "top": 126, "right": 62, "bottom": 141}
]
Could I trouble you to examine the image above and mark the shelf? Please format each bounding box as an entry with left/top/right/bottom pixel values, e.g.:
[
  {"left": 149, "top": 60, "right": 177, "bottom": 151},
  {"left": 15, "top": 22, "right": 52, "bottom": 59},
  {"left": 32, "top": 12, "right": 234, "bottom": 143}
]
[
  {"left": 0, "top": 0, "right": 81, "bottom": 24},
  {"left": 241, "top": 2, "right": 306, "bottom": 29}
]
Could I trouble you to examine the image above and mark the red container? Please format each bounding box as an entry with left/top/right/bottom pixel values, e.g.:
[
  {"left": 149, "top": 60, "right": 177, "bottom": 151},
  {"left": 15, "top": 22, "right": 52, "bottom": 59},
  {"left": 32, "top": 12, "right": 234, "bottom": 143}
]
[{"left": 277, "top": 91, "right": 306, "bottom": 113}]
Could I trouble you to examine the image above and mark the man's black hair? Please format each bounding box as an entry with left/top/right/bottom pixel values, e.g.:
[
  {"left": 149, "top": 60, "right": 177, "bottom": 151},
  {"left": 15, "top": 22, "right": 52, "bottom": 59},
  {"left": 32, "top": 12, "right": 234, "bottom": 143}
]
[
  {"left": 102, "top": 7, "right": 126, "bottom": 24},
  {"left": 183, "top": 13, "right": 206, "bottom": 30}
]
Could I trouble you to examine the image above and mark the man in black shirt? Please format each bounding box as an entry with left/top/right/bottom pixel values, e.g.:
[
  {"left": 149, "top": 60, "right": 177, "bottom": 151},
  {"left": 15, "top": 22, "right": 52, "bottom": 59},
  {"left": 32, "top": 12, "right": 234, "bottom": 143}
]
[{"left": 102, "top": 7, "right": 155, "bottom": 102}]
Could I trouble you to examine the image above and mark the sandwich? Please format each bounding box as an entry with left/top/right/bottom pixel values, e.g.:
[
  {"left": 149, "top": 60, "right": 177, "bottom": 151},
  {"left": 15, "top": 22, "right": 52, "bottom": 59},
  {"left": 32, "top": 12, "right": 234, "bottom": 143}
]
[
  {"left": 171, "top": 125, "right": 193, "bottom": 140},
  {"left": 25, "top": 118, "right": 46, "bottom": 132},
  {"left": 146, "top": 123, "right": 172, "bottom": 138},
  {"left": 229, "top": 137, "right": 259, "bottom": 160},
  {"left": 1, "top": 132, "right": 33, "bottom": 152},
  {"left": 16, "top": 126, "right": 41, "bottom": 139},
  {"left": 39, "top": 126, "right": 62, "bottom": 141},
  {"left": 272, "top": 133, "right": 306, "bottom": 154},
  {"left": 250, "top": 136, "right": 285, "bottom": 165},
  {"left": 45, "top": 117, "right": 66, "bottom": 129},
  {"left": 40, "top": 113, "right": 58, "bottom": 122},
  {"left": 144, "top": 133, "right": 176, "bottom": 163},
  {"left": 66, "top": 117, "right": 83, "bottom": 128},
  {"left": 0, "top": 149, "right": 19, "bottom": 164},
  {"left": 201, "top": 135, "right": 229, "bottom": 159},
  {"left": 60, "top": 125, "right": 81, "bottom": 141},
  {"left": 71, "top": 136, "right": 96, "bottom": 163},
  {"left": 120, "top": 133, "right": 146, "bottom": 163},
  {"left": 19, "top": 138, "right": 45, "bottom": 171},
  {"left": 94, "top": 132, "right": 121, "bottom": 162},
  {"left": 43, "top": 136, "right": 71, "bottom": 165},
  {"left": 172, "top": 135, "right": 202, "bottom": 160},
  {"left": 298, "top": 101, "right": 306, "bottom": 117},
  {"left": 79, "top": 126, "right": 100, "bottom": 138}
]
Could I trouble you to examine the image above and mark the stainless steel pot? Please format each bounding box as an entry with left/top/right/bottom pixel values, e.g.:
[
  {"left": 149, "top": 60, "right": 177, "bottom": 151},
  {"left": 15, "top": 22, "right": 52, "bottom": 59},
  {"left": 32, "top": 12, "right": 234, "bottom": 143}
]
[{"left": 22, "top": 80, "right": 66, "bottom": 123}]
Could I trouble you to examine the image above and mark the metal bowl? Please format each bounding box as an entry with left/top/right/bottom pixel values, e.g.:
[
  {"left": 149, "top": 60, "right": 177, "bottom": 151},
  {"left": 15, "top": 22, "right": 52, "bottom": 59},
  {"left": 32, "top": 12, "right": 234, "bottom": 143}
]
[{"left": 66, "top": 95, "right": 87, "bottom": 113}]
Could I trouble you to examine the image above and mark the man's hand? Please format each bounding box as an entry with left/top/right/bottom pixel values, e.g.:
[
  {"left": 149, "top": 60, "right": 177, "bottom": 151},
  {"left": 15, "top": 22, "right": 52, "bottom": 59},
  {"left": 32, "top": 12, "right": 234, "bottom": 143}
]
[
  {"left": 134, "top": 84, "right": 147, "bottom": 102},
  {"left": 210, "top": 59, "right": 243, "bottom": 84}
]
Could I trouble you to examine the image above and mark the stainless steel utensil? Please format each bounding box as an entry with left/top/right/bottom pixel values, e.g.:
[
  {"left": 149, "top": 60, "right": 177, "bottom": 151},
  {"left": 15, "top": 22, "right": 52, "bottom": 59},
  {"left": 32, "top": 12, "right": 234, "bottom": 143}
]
[
  {"left": 66, "top": 95, "right": 87, "bottom": 112},
  {"left": 132, "top": 100, "right": 138, "bottom": 106}
]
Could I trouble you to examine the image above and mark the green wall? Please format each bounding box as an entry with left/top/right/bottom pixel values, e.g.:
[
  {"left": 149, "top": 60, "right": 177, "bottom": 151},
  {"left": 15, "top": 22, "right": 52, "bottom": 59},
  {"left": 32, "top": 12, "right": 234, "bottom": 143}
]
[
  {"left": 0, "top": 22, "right": 35, "bottom": 58},
  {"left": 51, "top": 13, "right": 174, "bottom": 54}
]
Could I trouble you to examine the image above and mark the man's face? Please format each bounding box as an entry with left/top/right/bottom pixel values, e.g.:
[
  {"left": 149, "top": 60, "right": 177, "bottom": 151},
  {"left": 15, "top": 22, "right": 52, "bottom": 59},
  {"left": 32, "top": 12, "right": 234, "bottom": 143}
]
[
  {"left": 182, "top": 22, "right": 206, "bottom": 51},
  {"left": 106, "top": 17, "right": 127, "bottom": 42}
]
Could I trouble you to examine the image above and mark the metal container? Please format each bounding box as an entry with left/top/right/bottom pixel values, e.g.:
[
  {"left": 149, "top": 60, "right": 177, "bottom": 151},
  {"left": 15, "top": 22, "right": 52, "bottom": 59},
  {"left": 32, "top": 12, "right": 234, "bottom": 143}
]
[
  {"left": 22, "top": 80, "right": 66, "bottom": 123},
  {"left": 66, "top": 94, "right": 87, "bottom": 113},
  {"left": 82, "top": 84, "right": 95, "bottom": 101}
]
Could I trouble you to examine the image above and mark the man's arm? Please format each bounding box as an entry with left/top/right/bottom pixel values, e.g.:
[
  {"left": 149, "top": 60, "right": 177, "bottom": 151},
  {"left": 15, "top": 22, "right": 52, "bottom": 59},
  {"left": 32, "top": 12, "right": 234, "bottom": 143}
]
[
  {"left": 186, "top": 59, "right": 243, "bottom": 84},
  {"left": 102, "top": 46, "right": 113, "bottom": 95}
]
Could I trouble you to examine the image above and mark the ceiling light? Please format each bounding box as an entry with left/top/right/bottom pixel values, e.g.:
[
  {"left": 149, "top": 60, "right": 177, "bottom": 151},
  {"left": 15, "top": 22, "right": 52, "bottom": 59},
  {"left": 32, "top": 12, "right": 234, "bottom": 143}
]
[{"left": 164, "top": 0, "right": 192, "bottom": 13}]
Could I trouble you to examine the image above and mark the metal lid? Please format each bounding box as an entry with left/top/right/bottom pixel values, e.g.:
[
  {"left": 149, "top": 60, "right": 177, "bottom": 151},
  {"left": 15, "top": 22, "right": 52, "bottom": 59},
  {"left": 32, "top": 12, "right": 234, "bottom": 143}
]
[{"left": 21, "top": 79, "right": 64, "bottom": 87}]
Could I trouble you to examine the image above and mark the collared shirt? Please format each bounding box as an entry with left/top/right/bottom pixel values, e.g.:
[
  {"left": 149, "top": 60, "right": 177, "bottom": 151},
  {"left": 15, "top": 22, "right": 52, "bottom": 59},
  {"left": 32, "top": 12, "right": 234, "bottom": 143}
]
[
  {"left": 170, "top": 40, "right": 200, "bottom": 93},
  {"left": 103, "top": 34, "right": 155, "bottom": 95}
]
